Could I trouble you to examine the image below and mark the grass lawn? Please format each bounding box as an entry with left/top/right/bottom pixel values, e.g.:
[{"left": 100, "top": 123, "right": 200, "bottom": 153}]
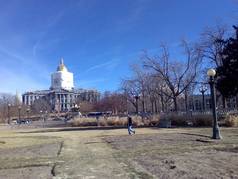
[{"left": 0, "top": 126, "right": 237, "bottom": 179}]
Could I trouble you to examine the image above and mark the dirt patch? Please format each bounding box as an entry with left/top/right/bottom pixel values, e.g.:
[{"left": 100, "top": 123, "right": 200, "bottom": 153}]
[
  {"left": 0, "top": 136, "right": 63, "bottom": 178},
  {"left": 0, "top": 166, "right": 52, "bottom": 179},
  {"left": 0, "top": 142, "right": 61, "bottom": 159},
  {"left": 103, "top": 131, "right": 238, "bottom": 178},
  {"left": 134, "top": 151, "right": 238, "bottom": 179},
  {"left": 104, "top": 133, "right": 213, "bottom": 153},
  {"left": 215, "top": 146, "right": 238, "bottom": 153}
]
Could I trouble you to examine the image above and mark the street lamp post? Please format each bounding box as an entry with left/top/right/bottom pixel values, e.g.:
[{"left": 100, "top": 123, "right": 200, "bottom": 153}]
[
  {"left": 40, "top": 110, "right": 44, "bottom": 127},
  {"left": 45, "top": 111, "right": 48, "bottom": 123},
  {"left": 40, "top": 110, "right": 43, "bottom": 119},
  {"left": 207, "top": 69, "right": 222, "bottom": 139},
  {"left": 199, "top": 85, "right": 207, "bottom": 111},
  {"left": 18, "top": 106, "right": 21, "bottom": 124},
  {"left": 7, "top": 104, "right": 11, "bottom": 124}
]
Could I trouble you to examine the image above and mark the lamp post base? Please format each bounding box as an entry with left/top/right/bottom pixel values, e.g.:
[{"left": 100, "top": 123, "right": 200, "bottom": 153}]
[{"left": 212, "top": 126, "right": 222, "bottom": 139}]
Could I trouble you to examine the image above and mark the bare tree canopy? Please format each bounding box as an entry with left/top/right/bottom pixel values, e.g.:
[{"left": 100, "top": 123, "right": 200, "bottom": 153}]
[
  {"left": 200, "top": 24, "right": 228, "bottom": 67},
  {"left": 31, "top": 97, "right": 51, "bottom": 114},
  {"left": 143, "top": 41, "right": 203, "bottom": 111}
]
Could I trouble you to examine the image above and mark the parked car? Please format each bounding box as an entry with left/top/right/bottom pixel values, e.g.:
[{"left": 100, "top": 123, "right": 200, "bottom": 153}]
[{"left": 15, "top": 119, "right": 30, "bottom": 124}]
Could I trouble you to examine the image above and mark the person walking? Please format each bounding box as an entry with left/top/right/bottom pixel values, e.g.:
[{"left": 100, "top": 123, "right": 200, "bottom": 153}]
[{"left": 127, "top": 116, "right": 135, "bottom": 135}]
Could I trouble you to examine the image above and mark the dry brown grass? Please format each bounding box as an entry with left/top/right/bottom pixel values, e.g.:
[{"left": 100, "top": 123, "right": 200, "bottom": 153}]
[
  {"left": 71, "top": 115, "right": 160, "bottom": 127},
  {"left": 224, "top": 115, "right": 238, "bottom": 127},
  {"left": 0, "top": 125, "right": 238, "bottom": 178}
]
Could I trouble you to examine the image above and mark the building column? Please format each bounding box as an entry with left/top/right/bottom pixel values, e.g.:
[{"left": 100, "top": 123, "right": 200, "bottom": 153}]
[
  {"left": 64, "top": 94, "right": 67, "bottom": 111},
  {"left": 23, "top": 95, "right": 26, "bottom": 105},
  {"left": 27, "top": 96, "right": 30, "bottom": 106},
  {"left": 59, "top": 94, "right": 62, "bottom": 112},
  {"left": 63, "top": 94, "right": 65, "bottom": 111},
  {"left": 57, "top": 94, "right": 60, "bottom": 112},
  {"left": 33, "top": 95, "right": 35, "bottom": 104},
  {"left": 30, "top": 95, "right": 33, "bottom": 105},
  {"left": 67, "top": 94, "right": 70, "bottom": 111},
  {"left": 54, "top": 94, "right": 57, "bottom": 111}
]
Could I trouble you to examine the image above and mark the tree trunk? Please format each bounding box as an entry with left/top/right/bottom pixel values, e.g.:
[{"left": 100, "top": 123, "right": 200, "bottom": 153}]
[
  {"left": 154, "top": 100, "right": 158, "bottom": 113},
  {"left": 173, "top": 97, "right": 178, "bottom": 112},
  {"left": 161, "top": 95, "right": 164, "bottom": 112},
  {"left": 222, "top": 95, "right": 227, "bottom": 109},
  {"left": 185, "top": 92, "right": 188, "bottom": 112},
  {"left": 151, "top": 100, "right": 154, "bottom": 113},
  {"left": 236, "top": 94, "right": 238, "bottom": 110},
  {"left": 142, "top": 100, "right": 145, "bottom": 113}
]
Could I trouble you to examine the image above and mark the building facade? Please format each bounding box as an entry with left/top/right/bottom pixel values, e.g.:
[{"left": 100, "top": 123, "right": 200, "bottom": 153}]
[
  {"left": 188, "top": 94, "right": 211, "bottom": 111},
  {"left": 188, "top": 94, "right": 237, "bottom": 111},
  {"left": 22, "top": 59, "right": 100, "bottom": 112}
]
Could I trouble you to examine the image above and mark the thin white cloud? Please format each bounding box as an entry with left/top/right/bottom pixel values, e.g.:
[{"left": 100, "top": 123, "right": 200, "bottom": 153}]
[
  {"left": 0, "top": 46, "right": 51, "bottom": 94},
  {"left": 0, "top": 67, "right": 48, "bottom": 95},
  {"left": 77, "top": 78, "right": 107, "bottom": 89},
  {"left": 32, "top": 8, "right": 67, "bottom": 57},
  {"left": 114, "top": 0, "right": 149, "bottom": 33},
  {"left": 83, "top": 59, "right": 119, "bottom": 74},
  {"left": 0, "top": 45, "right": 25, "bottom": 63}
]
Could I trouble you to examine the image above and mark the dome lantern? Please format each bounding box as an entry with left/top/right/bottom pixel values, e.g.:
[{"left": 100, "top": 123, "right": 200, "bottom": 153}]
[{"left": 57, "top": 58, "right": 68, "bottom": 72}]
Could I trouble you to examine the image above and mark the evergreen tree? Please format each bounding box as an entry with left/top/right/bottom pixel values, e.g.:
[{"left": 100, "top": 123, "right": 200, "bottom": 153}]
[{"left": 216, "top": 26, "right": 238, "bottom": 97}]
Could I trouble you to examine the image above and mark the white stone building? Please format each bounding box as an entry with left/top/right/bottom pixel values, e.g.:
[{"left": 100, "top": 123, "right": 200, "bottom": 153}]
[
  {"left": 51, "top": 59, "right": 74, "bottom": 91},
  {"left": 22, "top": 59, "right": 100, "bottom": 112}
]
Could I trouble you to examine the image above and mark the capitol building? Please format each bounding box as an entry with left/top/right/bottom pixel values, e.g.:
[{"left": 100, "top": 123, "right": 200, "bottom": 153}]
[{"left": 22, "top": 59, "right": 100, "bottom": 112}]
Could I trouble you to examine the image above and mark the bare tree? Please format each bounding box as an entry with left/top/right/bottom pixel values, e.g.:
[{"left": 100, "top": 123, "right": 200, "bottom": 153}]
[
  {"left": 0, "top": 93, "right": 23, "bottom": 122},
  {"left": 0, "top": 93, "right": 14, "bottom": 122},
  {"left": 200, "top": 25, "right": 227, "bottom": 67},
  {"left": 151, "top": 75, "right": 173, "bottom": 112},
  {"left": 144, "top": 74, "right": 157, "bottom": 113},
  {"left": 144, "top": 41, "right": 202, "bottom": 111},
  {"left": 31, "top": 97, "right": 51, "bottom": 114},
  {"left": 94, "top": 92, "right": 127, "bottom": 114},
  {"left": 78, "top": 101, "right": 95, "bottom": 114},
  {"left": 130, "top": 65, "right": 149, "bottom": 113},
  {"left": 200, "top": 24, "right": 229, "bottom": 108},
  {"left": 121, "top": 78, "right": 141, "bottom": 113}
]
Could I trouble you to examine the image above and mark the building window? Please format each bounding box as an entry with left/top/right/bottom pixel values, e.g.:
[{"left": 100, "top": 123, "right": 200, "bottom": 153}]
[{"left": 195, "top": 100, "right": 201, "bottom": 111}]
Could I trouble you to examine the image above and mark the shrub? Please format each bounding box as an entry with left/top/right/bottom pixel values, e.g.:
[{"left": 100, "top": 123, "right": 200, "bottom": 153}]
[
  {"left": 98, "top": 119, "right": 107, "bottom": 126},
  {"left": 162, "top": 114, "right": 212, "bottom": 127},
  {"left": 132, "top": 116, "right": 143, "bottom": 127},
  {"left": 148, "top": 115, "right": 160, "bottom": 126},
  {"left": 224, "top": 115, "right": 238, "bottom": 127},
  {"left": 71, "top": 117, "right": 97, "bottom": 127},
  {"left": 168, "top": 115, "right": 188, "bottom": 126},
  {"left": 131, "top": 115, "right": 160, "bottom": 127},
  {"left": 70, "top": 114, "right": 160, "bottom": 127},
  {"left": 192, "top": 115, "right": 212, "bottom": 127},
  {"left": 106, "top": 116, "right": 126, "bottom": 127}
]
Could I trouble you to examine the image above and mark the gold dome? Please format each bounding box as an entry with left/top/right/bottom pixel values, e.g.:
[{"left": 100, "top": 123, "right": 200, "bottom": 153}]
[{"left": 57, "top": 58, "right": 68, "bottom": 72}]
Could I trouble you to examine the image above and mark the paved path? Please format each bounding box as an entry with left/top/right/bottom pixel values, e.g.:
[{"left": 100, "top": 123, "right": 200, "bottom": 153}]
[{"left": 53, "top": 130, "right": 130, "bottom": 179}]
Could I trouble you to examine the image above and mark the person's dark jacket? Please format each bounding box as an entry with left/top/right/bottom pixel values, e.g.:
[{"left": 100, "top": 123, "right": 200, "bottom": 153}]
[{"left": 127, "top": 117, "right": 132, "bottom": 126}]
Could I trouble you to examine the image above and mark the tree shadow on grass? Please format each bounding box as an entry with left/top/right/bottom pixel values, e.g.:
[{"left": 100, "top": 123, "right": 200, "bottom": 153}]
[
  {"left": 179, "top": 132, "right": 211, "bottom": 138},
  {"left": 18, "top": 126, "right": 159, "bottom": 134},
  {"left": 18, "top": 126, "right": 127, "bottom": 134}
]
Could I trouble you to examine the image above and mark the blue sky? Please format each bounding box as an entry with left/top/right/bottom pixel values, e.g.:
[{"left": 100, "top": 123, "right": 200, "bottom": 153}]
[{"left": 0, "top": 0, "right": 237, "bottom": 94}]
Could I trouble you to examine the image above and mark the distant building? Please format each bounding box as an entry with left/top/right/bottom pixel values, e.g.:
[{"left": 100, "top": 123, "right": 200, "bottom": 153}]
[
  {"left": 188, "top": 94, "right": 212, "bottom": 111},
  {"left": 188, "top": 94, "right": 237, "bottom": 111},
  {"left": 22, "top": 59, "right": 100, "bottom": 111}
]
